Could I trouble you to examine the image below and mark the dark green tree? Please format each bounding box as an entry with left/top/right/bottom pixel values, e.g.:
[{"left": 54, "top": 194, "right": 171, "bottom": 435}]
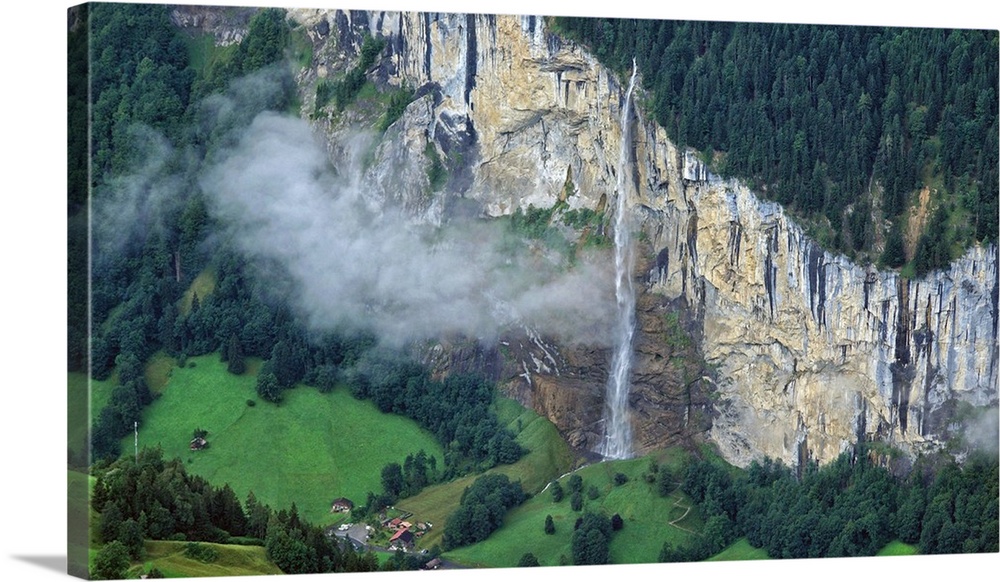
[
  {"left": 656, "top": 465, "right": 674, "bottom": 496},
  {"left": 571, "top": 512, "right": 612, "bottom": 565},
  {"left": 99, "top": 500, "right": 124, "bottom": 544},
  {"left": 118, "top": 518, "right": 145, "bottom": 559},
  {"left": 256, "top": 371, "right": 282, "bottom": 403},
  {"left": 92, "top": 541, "right": 131, "bottom": 581},
  {"left": 544, "top": 514, "right": 555, "bottom": 535},
  {"left": 381, "top": 463, "right": 405, "bottom": 501},
  {"left": 567, "top": 474, "right": 583, "bottom": 493},
  {"left": 225, "top": 333, "right": 247, "bottom": 375},
  {"left": 550, "top": 480, "right": 564, "bottom": 502}
]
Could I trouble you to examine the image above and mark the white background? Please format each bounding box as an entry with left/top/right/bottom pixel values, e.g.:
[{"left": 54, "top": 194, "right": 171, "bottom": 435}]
[{"left": 2, "top": 1, "right": 997, "bottom": 581}]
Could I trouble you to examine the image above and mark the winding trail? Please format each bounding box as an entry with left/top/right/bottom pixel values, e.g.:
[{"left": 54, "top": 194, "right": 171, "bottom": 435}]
[{"left": 666, "top": 487, "right": 698, "bottom": 535}]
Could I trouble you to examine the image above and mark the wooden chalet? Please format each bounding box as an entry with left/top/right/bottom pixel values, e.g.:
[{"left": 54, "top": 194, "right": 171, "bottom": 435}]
[{"left": 330, "top": 498, "right": 354, "bottom": 513}]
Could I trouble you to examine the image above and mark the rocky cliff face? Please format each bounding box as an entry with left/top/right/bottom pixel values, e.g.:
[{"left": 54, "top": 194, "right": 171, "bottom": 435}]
[
  {"left": 285, "top": 9, "right": 997, "bottom": 467},
  {"left": 171, "top": 5, "right": 256, "bottom": 45},
  {"left": 653, "top": 157, "right": 999, "bottom": 467}
]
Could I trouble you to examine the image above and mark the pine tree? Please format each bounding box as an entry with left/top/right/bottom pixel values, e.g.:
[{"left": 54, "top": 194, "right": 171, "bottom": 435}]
[
  {"left": 550, "top": 480, "right": 564, "bottom": 502},
  {"left": 225, "top": 334, "right": 247, "bottom": 375},
  {"left": 256, "top": 371, "right": 282, "bottom": 403}
]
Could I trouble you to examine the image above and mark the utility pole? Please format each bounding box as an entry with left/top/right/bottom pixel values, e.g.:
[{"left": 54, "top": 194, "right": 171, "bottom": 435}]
[{"left": 134, "top": 421, "right": 138, "bottom": 463}]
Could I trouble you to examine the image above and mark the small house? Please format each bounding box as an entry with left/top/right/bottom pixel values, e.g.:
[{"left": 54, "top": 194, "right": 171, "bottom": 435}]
[
  {"left": 424, "top": 558, "right": 442, "bottom": 570},
  {"left": 388, "top": 528, "right": 415, "bottom": 550},
  {"left": 330, "top": 498, "right": 354, "bottom": 513},
  {"left": 189, "top": 437, "right": 207, "bottom": 451}
]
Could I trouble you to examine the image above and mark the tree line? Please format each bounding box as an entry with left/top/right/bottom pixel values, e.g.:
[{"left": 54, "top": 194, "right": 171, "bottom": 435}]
[
  {"left": 553, "top": 17, "right": 998, "bottom": 273},
  {"left": 344, "top": 352, "right": 525, "bottom": 476},
  {"left": 657, "top": 447, "right": 998, "bottom": 561}
]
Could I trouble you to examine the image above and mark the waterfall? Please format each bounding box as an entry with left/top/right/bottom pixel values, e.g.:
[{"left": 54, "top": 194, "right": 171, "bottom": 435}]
[{"left": 600, "top": 60, "right": 638, "bottom": 460}]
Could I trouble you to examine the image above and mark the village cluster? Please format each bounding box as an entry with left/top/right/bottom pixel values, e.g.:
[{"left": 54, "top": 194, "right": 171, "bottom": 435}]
[{"left": 327, "top": 498, "right": 435, "bottom": 555}]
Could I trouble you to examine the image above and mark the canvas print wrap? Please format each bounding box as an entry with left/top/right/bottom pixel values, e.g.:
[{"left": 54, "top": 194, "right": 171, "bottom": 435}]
[{"left": 67, "top": 2, "right": 999, "bottom": 579}]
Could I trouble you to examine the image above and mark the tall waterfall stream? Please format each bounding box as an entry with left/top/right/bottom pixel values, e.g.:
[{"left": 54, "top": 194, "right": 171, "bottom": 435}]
[{"left": 599, "top": 60, "right": 639, "bottom": 460}]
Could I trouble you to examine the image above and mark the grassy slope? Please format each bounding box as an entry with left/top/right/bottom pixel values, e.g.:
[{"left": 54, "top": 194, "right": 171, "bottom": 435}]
[
  {"left": 138, "top": 540, "right": 283, "bottom": 578},
  {"left": 144, "top": 351, "right": 178, "bottom": 395},
  {"left": 393, "top": 397, "right": 577, "bottom": 550},
  {"left": 182, "top": 33, "right": 237, "bottom": 76},
  {"left": 708, "top": 538, "right": 770, "bottom": 561},
  {"left": 125, "top": 354, "right": 443, "bottom": 526},
  {"left": 444, "top": 448, "right": 699, "bottom": 568},
  {"left": 178, "top": 269, "right": 217, "bottom": 316}
]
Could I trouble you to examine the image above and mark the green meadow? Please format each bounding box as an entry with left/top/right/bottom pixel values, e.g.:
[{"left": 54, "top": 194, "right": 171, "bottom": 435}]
[
  {"left": 137, "top": 540, "right": 283, "bottom": 578},
  {"left": 124, "top": 354, "right": 443, "bottom": 526},
  {"left": 708, "top": 538, "right": 770, "bottom": 561},
  {"left": 443, "top": 449, "right": 700, "bottom": 568}
]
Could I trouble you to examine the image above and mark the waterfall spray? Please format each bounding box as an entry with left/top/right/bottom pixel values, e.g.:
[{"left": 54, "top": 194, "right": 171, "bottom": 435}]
[{"left": 600, "top": 59, "right": 638, "bottom": 460}]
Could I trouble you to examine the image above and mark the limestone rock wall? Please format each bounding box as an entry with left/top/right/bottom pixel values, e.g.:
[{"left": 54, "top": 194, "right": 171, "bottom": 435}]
[{"left": 655, "top": 159, "right": 999, "bottom": 466}]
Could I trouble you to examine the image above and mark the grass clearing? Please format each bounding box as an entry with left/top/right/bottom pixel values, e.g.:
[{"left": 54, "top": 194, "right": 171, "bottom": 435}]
[
  {"left": 443, "top": 449, "right": 699, "bottom": 568},
  {"left": 125, "top": 354, "right": 443, "bottom": 526},
  {"left": 877, "top": 540, "right": 919, "bottom": 556},
  {"left": 289, "top": 25, "right": 313, "bottom": 69},
  {"left": 138, "top": 540, "right": 283, "bottom": 577},
  {"left": 183, "top": 32, "right": 238, "bottom": 80},
  {"left": 179, "top": 268, "right": 217, "bottom": 316},
  {"left": 144, "top": 351, "right": 177, "bottom": 395},
  {"left": 708, "top": 537, "right": 770, "bottom": 561}
]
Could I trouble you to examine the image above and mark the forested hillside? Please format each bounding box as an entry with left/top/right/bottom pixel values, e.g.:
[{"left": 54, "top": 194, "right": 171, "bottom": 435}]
[
  {"left": 72, "top": 2, "right": 521, "bottom": 477},
  {"left": 553, "top": 18, "right": 998, "bottom": 273}
]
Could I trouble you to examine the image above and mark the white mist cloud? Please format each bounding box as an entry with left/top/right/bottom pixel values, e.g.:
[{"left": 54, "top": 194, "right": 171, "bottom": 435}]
[
  {"left": 965, "top": 406, "right": 999, "bottom": 455},
  {"left": 92, "top": 125, "right": 183, "bottom": 259},
  {"left": 201, "top": 111, "right": 615, "bottom": 346}
]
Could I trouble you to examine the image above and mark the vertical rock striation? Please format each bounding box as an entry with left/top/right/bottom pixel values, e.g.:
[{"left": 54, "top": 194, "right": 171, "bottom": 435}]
[{"left": 655, "top": 155, "right": 998, "bottom": 466}]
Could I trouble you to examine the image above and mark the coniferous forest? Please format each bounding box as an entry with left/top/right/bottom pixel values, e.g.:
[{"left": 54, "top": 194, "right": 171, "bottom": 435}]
[{"left": 553, "top": 18, "right": 998, "bottom": 271}]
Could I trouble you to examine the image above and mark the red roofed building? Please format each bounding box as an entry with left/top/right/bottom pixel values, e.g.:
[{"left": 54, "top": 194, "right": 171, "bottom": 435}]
[{"left": 388, "top": 528, "right": 414, "bottom": 550}]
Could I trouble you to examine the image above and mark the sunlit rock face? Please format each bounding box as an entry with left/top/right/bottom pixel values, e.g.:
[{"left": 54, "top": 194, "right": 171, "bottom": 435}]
[
  {"left": 286, "top": 9, "right": 998, "bottom": 467},
  {"left": 649, "top": 154, "right": 998, "bottom": 467}
]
